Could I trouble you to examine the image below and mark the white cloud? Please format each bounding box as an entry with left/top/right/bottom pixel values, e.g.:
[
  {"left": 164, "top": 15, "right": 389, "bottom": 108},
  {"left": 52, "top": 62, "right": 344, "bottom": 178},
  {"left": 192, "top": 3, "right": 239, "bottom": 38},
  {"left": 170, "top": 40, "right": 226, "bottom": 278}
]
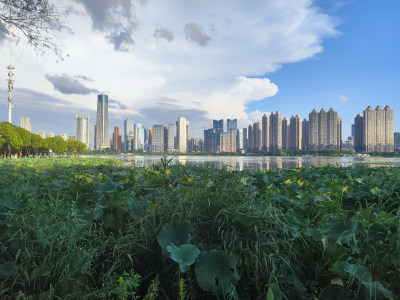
[
  {"left": 2, "top": 0, "right": 338, "bottom": 137},
  {"left": 340, "top": 95, "right": 348, "bottom": 101}
]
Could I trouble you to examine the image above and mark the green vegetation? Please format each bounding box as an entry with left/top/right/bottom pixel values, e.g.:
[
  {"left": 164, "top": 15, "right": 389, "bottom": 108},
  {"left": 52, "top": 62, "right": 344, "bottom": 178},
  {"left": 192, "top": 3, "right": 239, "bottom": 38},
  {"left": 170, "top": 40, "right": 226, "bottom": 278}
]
[
  {"left": 0, "top": 122, "right": 88, "bottom": 158},
  {"left": 0, "top": 158, "right": 399, "bottom": 299}
]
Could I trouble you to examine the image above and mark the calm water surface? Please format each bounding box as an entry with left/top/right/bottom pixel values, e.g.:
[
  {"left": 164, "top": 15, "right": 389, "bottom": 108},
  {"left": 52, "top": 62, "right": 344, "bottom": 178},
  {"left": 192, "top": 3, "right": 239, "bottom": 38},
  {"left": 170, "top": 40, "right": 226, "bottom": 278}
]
[{"left": 96, "top": 155, "right": 400, "bottom": 171}]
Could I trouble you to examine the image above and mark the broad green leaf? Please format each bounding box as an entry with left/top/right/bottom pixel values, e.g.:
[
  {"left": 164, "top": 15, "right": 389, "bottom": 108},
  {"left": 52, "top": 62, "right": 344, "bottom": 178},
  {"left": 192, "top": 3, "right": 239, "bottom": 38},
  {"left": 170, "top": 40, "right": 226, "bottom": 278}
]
[
  {"left": 157, "top": 223, "right": 193, "bottom": 258},
  {"left": 166, "top": 243, "right": 200, "bottom": 273},
  {"left": 266, "top": 283, "right": 282, "bottom": 300},
  {"left": 233, "top": 211, "right": 260, "bottom": 227},
  {"left": 94, "top": 181, "right": 120, "bottom": 194},
  {"left": 0, "top": 194, "right": 17, "bottom": 209},
  {"left": 195, "top": 250, "right": 239, "bottom": 296},
  {"left": 306, "top": 227, "right": 323, "bottom": 242},
  {"left": 0, "top": 261, "right": 18, "bottom": 279}
]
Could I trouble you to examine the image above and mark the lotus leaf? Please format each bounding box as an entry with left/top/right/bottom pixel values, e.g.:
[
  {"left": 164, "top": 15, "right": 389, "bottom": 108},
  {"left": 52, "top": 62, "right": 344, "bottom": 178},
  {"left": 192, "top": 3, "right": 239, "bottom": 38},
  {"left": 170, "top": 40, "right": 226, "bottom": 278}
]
[
  {"left": 166, "top": 243, "right": 200, "bottom": 273},
  {"left": 157, "top": 222, "right": 193, "bottom": 258}
]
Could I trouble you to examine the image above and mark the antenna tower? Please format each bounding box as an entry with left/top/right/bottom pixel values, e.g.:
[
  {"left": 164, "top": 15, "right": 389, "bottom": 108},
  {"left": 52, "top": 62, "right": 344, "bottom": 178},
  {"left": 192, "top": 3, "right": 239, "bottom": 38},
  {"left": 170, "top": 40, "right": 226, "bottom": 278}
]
[{"left": 7, "top": 65, "right": 15, "bottom": 123}]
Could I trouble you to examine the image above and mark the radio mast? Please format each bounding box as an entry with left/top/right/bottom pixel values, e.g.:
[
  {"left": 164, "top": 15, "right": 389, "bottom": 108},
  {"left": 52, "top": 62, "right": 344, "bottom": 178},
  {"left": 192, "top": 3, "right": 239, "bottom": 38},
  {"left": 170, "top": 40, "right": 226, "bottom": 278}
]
[{"left": 6, "top": 65, "right": 15, "bottom": 123}]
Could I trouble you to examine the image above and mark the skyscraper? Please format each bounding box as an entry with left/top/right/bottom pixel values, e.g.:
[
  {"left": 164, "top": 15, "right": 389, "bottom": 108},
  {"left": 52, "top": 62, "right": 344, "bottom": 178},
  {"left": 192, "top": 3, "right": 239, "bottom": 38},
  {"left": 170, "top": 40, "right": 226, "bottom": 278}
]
[
  {"left": 248, "top": 124, "right": 254, "bottom": 151},
  {"left": 289, "top": 115, "right": 302, "bottom": 150},
  {"left": 384, "top": 106, "right": 394, "bottom": 152},
  {"left": 262, "top": 113, "right": 269, "bottom": 151},
  {"left": 213, "top": 119, "right": 224, "bottom": 132},
  {"left": 327, "top": 108, "right": 340, "bottom": 150},
  {"left": 124, "top": 118, "right": 134, "bottom": 152},
  {"left": 282, "top": 117, "right": 289, "bottom": 150},
  {"left": 112, "top": 126, "right": 123, "bottom": 151},
  {"left": 176, "top": 117, "right": 187, "bottom": 152},
  {"left": 302, "top": 118, "right": 309, "bottom": 150},
  {"left": 20, "top": 117, "right": 31, "bottom": 132},
  {"left": 237, "top": 129, "right": 244, "bottom": 152},
  {"left": 95, "top": 94, "right": 109, "bottom": 150},
  {"left": 269, "top": 111, "right": 282, "bottom": 151},
  {"left": 227, "top": 119, "right": 237, "bottom": 130},
  {"left": 309, "top": 109, "right": 319, "bottom": 150},
  {"left": 76, "top": 115, "right": 90, "bottom": 147},
  {"left": 134, "top": 123, "right": 145, "bottom": 151},
  {"left": 253, "top": 122, "right": 262, "bottom": 151},
  {"left": 150, "top": 125, "right": 164, "bottom": 152},
  {"left": 394, "top": 132, "right": 400, "bottom": 152},
  {"left": 362, "top": 106, "right": 394, "bottom": 152},
  {"left": 204, "top": 128, "right": 219, "bottom": 153},
  {"left": 354, "top": 114, "right": 364, "bottom": 152},
  {"left": 167, "top": 124, "right": 175, "bottom": 152}
]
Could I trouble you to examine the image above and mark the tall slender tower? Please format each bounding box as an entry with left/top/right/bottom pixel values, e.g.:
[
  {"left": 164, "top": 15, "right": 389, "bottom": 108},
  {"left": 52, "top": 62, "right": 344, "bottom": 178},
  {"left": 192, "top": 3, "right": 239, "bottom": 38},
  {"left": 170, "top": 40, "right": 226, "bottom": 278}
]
[
  {"left": 95, "top": 94, "right": 109, "bottom": 150},
  {"left": 7, "top": 65, "right": 15, "bottom": 123}
]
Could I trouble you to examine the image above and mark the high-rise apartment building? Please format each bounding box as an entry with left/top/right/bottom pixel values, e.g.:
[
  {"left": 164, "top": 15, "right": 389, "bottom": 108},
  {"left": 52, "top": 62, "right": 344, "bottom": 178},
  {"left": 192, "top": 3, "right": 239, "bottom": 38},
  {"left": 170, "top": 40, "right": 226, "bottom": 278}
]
[
  {"left": 307, "top": 108, "right": 341, "bottom": 151},
  {"left": 253, "top": 122, "right": 262, "bottom": 151},
  {"left": 309, "top": 109, "right": 319, "bottom": 150},
  {"left": 302, "top": 118, "right": 309, "bottom": 150},
  {"left": 243, "top": 128, "right": 248, "bottom": 152},
  {"left": 361, "top": 106, "right": 394, "bottom": 152},
  {"left": 47, "top": 132, "right": 55, "bottom": 138},
  {"left": 237, "top": 129, "right": 244, "bottom": 153},
  {"left": 60, "top": 133, "right": 68, "bottom": 141},
  {"left": 176, "top": 117, "right": 187, "bottom": 152},
  {"left": 76, "top": 115, "right": 90, "bottom": 147},
  {"left": 289, "top": 115, "right": 302, "bottom": 150},
  {"left": 165, "top": 124, "right": 175, "bottom": 152},
  {"left": 248, "top": 124, "right": 254, "bottom": 151},
  {"left": 227, "top": 119, "right": 237, "bottom": 130},
  {"left": 133, "top": 123, "right": 145, "bottom": 151},
  {"left": 269, "top": 111, "right": 282, "bottom": 151},
  {"left": 69, "top": 135, "right": 76, "bottom": 140},
  {"left": 282, "top": 117, "right": 289, "bottom": 149},
  {"left": 204, "top": 129, "right": 219, "bottom": 153},
  {"left": 262, "top": 113, "right": 269, "bottom": 151},
  {"left": 354, "top": 114, "right": 364, "bottom": 152},
  {"left": 394, "top": 132, "right": 400, "bottom": 152},
  {"left": 111, "top": 126, "right": 123, "bottom": 151},
  {"left": 20, "top": 117, "right": 31, "bottom": 132},
  {"left": 318, "top": 109, "right": 328, "bottom": 150},
  {"left": 213, "top": 119, "right": 224, "bottom": 132},
  {"left": 150, "top": 125, "right": 164, "bottom": 152},
  {"left": 95, "top": 94, "right": 109, "bottom": 150},
  {"left": 36, "top": 131, "right": 46, "bottom": 138},
  {"left": 124, "top": 118, "right": 134, "bottom": 152}
]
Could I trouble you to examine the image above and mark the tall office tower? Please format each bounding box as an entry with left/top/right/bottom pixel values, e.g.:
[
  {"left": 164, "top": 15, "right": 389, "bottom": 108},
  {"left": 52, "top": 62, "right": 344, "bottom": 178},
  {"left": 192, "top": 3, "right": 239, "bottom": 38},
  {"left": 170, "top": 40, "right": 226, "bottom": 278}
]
[
  {"left": 363, "top": 106, "right": 376, "bottom": 152},
  {"left": 76, "top": 115, "right": 90, "bottom": 147},
  {"left": 204, "top": 128, "right": 219, "bottom": 153},
  {"left": 95, "top": 94, "right": 109, "bottom": 150},
  {"left": 375, "top": 106, "right": 385, "bottom": 152},
  {"left": 262, "top": 113, "right": 269, "bottom": 151},
  {"left": 124, "top": 118, "right": 134, "bottom": 152},
  {"left": 351, "top": 124, "right": 355, "bottom": 139},
  {"left": 237, "top": 129, "right": 244, "bottom": 152},
  {"left": 60, "top": 133, "right": 68, "bottom": 141},
  {"left": 394, "top": 132, "right": 400, "bottom": 152},
  {"left": 213, "top": 119, "right": 224, "bottom": 132},
  {"left": 269, "top": 111, "right": 282, "bottom": 151},
  {"left": 289, "top": 115, "right": 302, "bottom": 150},
  {"left": 186, "top": 121, "right": 189, "bottom": 148},
  {"left": 165, "top": 124, "right": 175, "bottom": 152},
  {"left": 337, "top": 116, "right": 342, "bottom": 151},
  {"left": 282, "top": 117, "right": 289, "bottom": 150},
  {"left": 301, "top": 119, "right": 309, "bottom": 150},
  {"left": 384, "top": 106, "right": 394, "bottom": 152},
  {"left": 243, "top": 128, "right": 248, "bottom": 152},
  {"left": 134, "top": 123, "right": 145, "bottom": 151},
  {"left": 253, "top": 122, "right": 262, "bottom": 151},
  {"left": 176, "top": 117, "right": 187, "bottom": 152},
  {"left": 111, "top": 126, "right": 123, "bottom": 151},
  {"left": 148, "top": 128, "right": 152, "bottom": 150},
  {"left": 354, "top": 114, "right": 364, "bottom": 151},
  {"left": 228, "top": 129, "right": 237, "bottom": 152},
  {"left": 47, "top": 132, "right": 55, "bottom": 138},
  {"left": 248, "top": 124, "right": 254, "bottom": 151},
  {"left": 227, "top": 119, "right": 237, "bottom": 130},
  {"left": 20, "top": 117, "right": 31, "bottom": 132},
  {"left": 144, "top": 128, "right": 149, "bottom": 151},
  {"left": 327, "top": 108, "right": 340, "bottom": 150},
  {"left": 309, "top": 109, "right": 319, "bottom": 150},
  {"left": 150, "top": 125, "right": 164, "bottom": 152},
  {"left": 318, "top": 109, "right": 328, "bottom": 150}
]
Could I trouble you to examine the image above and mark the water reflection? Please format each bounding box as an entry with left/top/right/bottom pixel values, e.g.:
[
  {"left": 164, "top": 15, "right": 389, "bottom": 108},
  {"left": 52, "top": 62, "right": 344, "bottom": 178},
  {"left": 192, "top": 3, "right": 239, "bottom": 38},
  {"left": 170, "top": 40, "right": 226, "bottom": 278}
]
[{"left": 99, "top": 155, "right": 400, "bottom": 171}]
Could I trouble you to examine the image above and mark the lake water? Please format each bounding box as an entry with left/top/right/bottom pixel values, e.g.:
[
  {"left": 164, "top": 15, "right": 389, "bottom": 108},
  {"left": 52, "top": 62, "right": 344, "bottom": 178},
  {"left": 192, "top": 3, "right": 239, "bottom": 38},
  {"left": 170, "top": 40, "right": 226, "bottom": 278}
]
[{"left": 97, "top": 155, "right": 400, "bottom": 171}]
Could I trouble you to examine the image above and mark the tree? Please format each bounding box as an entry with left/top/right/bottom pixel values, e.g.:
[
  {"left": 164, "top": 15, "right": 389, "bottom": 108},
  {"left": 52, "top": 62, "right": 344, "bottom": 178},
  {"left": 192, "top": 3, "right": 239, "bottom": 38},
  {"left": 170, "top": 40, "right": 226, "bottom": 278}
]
[
  {"left": 0, "top": 0, "right": 67, "bottom": 56},
  {"left": 66, "top": 140, "right": 88, "bottom": 157},
  {"left": 31, "top": 133, "right": 44, "bottom": 156},
  {"left": 46, "top": 136, "right": 66, "bottom": 156}
]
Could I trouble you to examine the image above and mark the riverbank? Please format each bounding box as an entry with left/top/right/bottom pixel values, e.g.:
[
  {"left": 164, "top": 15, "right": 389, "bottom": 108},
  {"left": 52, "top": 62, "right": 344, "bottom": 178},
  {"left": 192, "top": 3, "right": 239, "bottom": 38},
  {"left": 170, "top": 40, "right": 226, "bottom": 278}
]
[{"left": 0, "top": 158, "right": 398, "bottom": 299}]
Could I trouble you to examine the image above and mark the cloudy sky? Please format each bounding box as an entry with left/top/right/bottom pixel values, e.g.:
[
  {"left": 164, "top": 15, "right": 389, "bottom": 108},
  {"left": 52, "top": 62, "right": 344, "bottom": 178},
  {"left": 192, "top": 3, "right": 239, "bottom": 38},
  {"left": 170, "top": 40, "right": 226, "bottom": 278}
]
[{"left": 0, "top": 0, "right": 399, "bottom": 144}]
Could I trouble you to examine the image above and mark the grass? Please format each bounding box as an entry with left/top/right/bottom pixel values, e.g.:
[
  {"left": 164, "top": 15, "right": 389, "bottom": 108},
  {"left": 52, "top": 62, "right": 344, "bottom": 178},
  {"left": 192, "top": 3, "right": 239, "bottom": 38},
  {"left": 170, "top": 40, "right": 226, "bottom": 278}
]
[{"left": 0, "top": 158, "right": 399, "bottom": 299}]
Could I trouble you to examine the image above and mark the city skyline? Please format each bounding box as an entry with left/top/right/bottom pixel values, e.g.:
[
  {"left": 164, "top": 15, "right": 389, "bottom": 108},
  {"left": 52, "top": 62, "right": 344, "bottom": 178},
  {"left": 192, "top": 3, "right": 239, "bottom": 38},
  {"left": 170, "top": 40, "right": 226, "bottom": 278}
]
[{"left": 0, "top": 1, "right": 399, "bottom": 140}]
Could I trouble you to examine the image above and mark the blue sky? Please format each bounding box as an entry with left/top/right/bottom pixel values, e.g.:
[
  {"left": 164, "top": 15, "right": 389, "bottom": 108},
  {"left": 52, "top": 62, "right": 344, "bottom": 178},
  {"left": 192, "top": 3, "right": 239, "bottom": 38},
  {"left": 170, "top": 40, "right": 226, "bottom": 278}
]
[
  {"left": 0, "top": 0, "right": 399, "bottom": 141},
  {"left": 247, "top": 0, "right": 400, "bottom": 137}
]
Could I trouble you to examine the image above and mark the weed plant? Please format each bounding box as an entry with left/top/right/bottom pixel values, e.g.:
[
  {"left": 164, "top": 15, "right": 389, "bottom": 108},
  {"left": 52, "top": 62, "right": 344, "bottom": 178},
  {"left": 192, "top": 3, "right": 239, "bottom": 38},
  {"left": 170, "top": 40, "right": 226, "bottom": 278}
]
[{"left": 0, "top": 158, "right": 399, "bottom": 299}]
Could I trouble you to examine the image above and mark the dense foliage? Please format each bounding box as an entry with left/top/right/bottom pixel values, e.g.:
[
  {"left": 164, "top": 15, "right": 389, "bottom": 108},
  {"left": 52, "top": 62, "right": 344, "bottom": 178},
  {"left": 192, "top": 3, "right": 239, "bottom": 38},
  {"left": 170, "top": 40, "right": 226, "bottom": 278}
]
[
  {"left": 0, "top": 158, "right": 399, "bottom": 299},
  {"left": 0, "top": 122, "right": 88, "bottom": 158}
]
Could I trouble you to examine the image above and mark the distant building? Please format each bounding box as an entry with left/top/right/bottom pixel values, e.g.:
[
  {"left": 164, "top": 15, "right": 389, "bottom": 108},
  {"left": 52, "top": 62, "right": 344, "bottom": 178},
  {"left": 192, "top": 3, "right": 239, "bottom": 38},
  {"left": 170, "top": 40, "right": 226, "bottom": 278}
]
[
  {"left": 76, "top": 115, "right": 90, "bottom": 147},
  {"left": 166, "top": 124, "right": 175, "bottom": 152},
  {"left": 282, "top": 117, "right": 289, "bottom": 149},
  {"left": 269, "top": 111, "right": 282, "bottom": 151},
  {"left": 301, "top": 118, "right": 309, "bottom": 150},
  {"left": 394, "top": 132, "right": 400, "bottom": 152},
  {"left": 289, "top": 115, "right": 302, "bottom": 150},
  {"left": 124, "top": 118, "right": 134, "bottom": 152},
  {"left": 111, "top": 126, "right": 123, "bottom": 151},
  {"left": 243, "top": 128, "right": 248, "bottom": 152},
  {"left": 354, "top": 114, "right": 364, "bottom": 152},
  {"left": 262, "top": 113, "right": 269, "bottom": 151},
  {"left": 204, "top": 128, "right": 219, "bottom": 153},
  {"left": 94, "top": 94, "right": 109, "bottom": 150},
  {"left": 36, "top": 131, "right": 46, "bottom": 138},
  {"left": 362, "top": 106, "right": 394, "bottom": 152},
  {"left": 237, "top": 129, "right": 244, "bottom": 152},
  {"left": 151, "top": 125, "right": 164, "bottom": 152},
  {"left": 308, "top": 108, "right": 341, "bottom": 151},
  {"left": 176, "top": 117, "right": 187, "bottom": 152},
  {"left": 213, "top": 119, "right": 224, "bottom": 132},
  {"left": 227, "top": 119, "right": 237, "bottom": 130},
  {"left": 69, "top": 135, "right": 76, "bottom": 140},
  {"left": 20, "top": 117, "right": 31, "bottom": 132},
  {"left": 60, "top": 133, "right": 68, "bottom": 141},
  {"left": 46, "top": 132, "right": 55, "bottom": 138}
]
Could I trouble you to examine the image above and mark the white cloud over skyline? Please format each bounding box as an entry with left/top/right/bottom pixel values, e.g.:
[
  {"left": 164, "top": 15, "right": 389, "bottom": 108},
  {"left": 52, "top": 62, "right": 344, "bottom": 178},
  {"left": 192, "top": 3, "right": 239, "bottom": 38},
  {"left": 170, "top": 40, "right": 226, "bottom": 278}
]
[{"left": 0, "top": 0, "right": 338, "bottom": 137}]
